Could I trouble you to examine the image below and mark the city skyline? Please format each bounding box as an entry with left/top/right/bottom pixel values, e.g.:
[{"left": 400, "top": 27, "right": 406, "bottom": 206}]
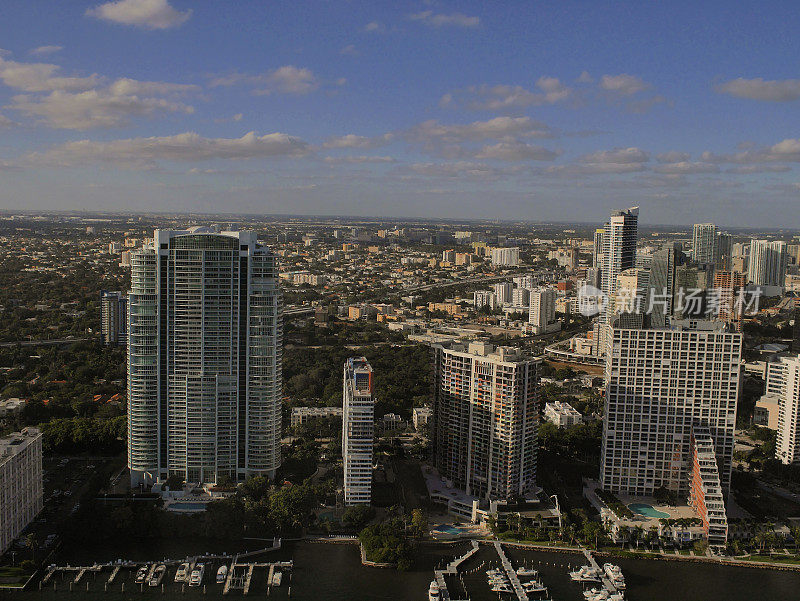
[{"left": 0, "top": 1, "right": 798, "bottom": 225}]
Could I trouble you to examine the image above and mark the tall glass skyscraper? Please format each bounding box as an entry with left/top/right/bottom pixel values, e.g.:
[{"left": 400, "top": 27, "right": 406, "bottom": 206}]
[{"left": 127, "top": 228, "right": 282, "bottom": 487}]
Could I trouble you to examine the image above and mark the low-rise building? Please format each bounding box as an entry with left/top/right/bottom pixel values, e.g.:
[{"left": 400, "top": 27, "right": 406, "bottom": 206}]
[
  {"left": 412, "top": 406, "right": 433, "bottom": 430},
  {"left": 290, "top": 406, "right": 343, "bottom": 427},
  {"left": 544, "top": 401, "right": 583, "bottom": 427}
]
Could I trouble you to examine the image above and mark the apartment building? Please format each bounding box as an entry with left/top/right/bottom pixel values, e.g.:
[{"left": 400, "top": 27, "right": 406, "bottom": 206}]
[
  {"left": 689, "top": 427, "right": 729, "bottom": 547},
  {"left": 762, "top": 355, "right": 800, "bottom": 465},
  {"left": 290, "top": 406, "right": 344, "bottom": 428},
  {"left": 0, "top": 428, "right": 43, "bottom": 555},
  {"left": 432, "top": 341, "right": 540, "bottom": 501},
  {"left": 600, "top": 320, "right": 742, "bottom": 498},
  {"left": 343, "top": 357, "right": 375, "bottom": 505}
]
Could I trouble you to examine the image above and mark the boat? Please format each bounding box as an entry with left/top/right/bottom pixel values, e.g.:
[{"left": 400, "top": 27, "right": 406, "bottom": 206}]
[
  {"left": 487, "top": 568, "right": 504, "bottom": 577},
  {"left": 516, "top": 566, "right": 538, "bottom": 576},
  {"left": 428, "top": 580, "right": 441, "bottom": 601},
  {"left": 175, "top": 562, "right": 190, "bottom": 583},
  {"left": 271, "top": 571, "right": 283, "bottom": 586},
  {"left": 188, "top": 564, "right": 205, "bottom": 587},
  {"left": 522, "top": 580, "right": 548, "bottom": 593},
  {"left": 583, "top": 589, "right": 610, "bottom": 601},
  {"left": 134, "top": 566, "right": 149, "bottom": 584},
  {"left": 216, "top": 564, "right": 228, "bottom": 584},
  {"left": 491, "top": 583, "right": 513, "bottom": 593},
  {"left": 148, "top": 565, "right": 166, "bottom": 587},
  {"left": 603, "top": 563, "right": 625, "bottom": 589},
  {"left": 570, "top": 565, "right": 602, "bottom": 582}
]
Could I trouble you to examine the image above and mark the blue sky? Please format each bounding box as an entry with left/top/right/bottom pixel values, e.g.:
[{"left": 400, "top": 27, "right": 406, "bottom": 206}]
[{"left": 0, "top": 0, "right": 799, "bottom": 226}]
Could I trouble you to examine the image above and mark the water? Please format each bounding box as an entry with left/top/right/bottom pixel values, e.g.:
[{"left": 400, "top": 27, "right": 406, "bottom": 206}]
[
  {"left": 628, "top": 503, "right": 670, "bottom": 519},
  {"left": 4, "top": 540, "right": 800, "bottom": 601}
]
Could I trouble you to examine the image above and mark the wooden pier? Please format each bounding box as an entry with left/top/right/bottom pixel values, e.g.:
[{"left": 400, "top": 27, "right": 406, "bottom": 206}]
[{"left": 494, "top": 542, "right": 528, "bottom": 601}]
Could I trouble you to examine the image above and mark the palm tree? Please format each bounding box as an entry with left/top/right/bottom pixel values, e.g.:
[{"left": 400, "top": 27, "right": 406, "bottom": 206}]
[
  {"left": 633, "top": 525, "right": 644, "bottom": 549},
  {"left": 619, "top": 525, "right": 630, "bottom": 549},
  {"left": 25, "top": 533, "right": 38, "bottom": 564}
]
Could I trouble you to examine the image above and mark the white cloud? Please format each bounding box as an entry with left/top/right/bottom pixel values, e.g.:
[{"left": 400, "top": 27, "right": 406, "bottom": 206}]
[
  {"left": 655, "top": 151, "right": 690, "bottom": 163},
  {"left": 546, "top": 162, "right": 648, "bottom": 175},
  {"left": 409, "top": 11, "right": 480, "bottom": 28},
  {"left": 702, "top": 138, "right": 800, "bottom": 164},
  {"left": 475, "top": 141, "right": 559, "bottom": 161},
  {"left": 322, "top": 133, "right": 394, "bottom": 149},
  {"left": 652, "top": 161, "right": 720, "bottom": 174},
  {"left": 599, "top": 73, "right": 650, "bottom": 96},
  {"left": 210, "top": 65, "right": 320, "bottom": 95},
  {"left": 0, "top": 113, "right": 13, "bottom": 127},
  {"left": 86, "top": 0, "right": 191, "bottom": 30},
  {"left": 727, "top": 164, "right": 791, "bottom": 174},
  {"left": 442, "top": 78, "right": 571, "bottom": 111},
  {"left": 406, "top": 161, "right": 509, "bottom": 180},
  {"left": 410, "top": 116, "right": 553, "bottom": 143},
  {"left": 29, "top": 45, "right": 63, "bottom": 56},
  {"left": 28, "top": 131, "right": 310, "bottom": 168},
  {"left": 716, "top": 77, "right": 800, "bottom": 102},
  {"left": 581, "top": 147, "right": 650, "bottom": 164},
  {"left": 340, "top": 44, "right": 358, "bottom": 56},
  {"left": 577, "top": 71, "right": 593, "bottom": 83},
  {"left": 108, "top": 77, "right": 199, "bottom": 96},
  {"left": 324, "top": 155, "right": 395, "bottom": 164},
  {"left": 0, "top": 57, "right": 99, "bottom": 92},
  {"left": 364, "top": 21, "right": 384, "bottom": 32},
  {"left": 9, "top": 89, "right": 193, "bottom": 129}
]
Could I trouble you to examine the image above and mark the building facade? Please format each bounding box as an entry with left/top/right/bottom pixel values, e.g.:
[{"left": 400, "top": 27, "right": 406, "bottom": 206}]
[
  {"left": 689, "top": 427, "right": 728, "bottom": 547},
  {"left": 748, "top": 239, "right": 788, "bottom": 287},
  {"left": 764, "top": 355, "right": 800, "bottom": 465},
  {"left": 127, "top": 228, "right": 283, "bottom": 487},
  {"left": 101, "top": 290, "right": 127, "bottom": 346},
  {"left": 600, "top": 320, "right": 741, "bottom": 498},
  {"left": 528, "top": 288, "right": 560, "bottom": 334},
  {"left": 692, "top": 223, "right": 717, "bottom": 265},
  {"left": 290, "top": 406, "right": 343, "bottom": 428},
  {"left": 0, "top": 428, "right": 43, "bottom": 555},
  {"left": 342, "top": 357, "right": 374, "bottom": 505},
  {"left": 432, "top": 341, "right": 540, "bottom": 501},
  {"left": 490, "top": 247, "right": 520, "bottom": 267}
]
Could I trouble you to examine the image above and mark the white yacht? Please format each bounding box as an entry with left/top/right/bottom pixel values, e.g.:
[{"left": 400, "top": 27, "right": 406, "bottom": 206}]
[
  {"left": 216, "top": 564, "right": 228, "bottom": 584},
  {"left": 188, "top": 564, "right": 205, "bottom": 587},
  {"left": 522, "top": 580, "right": 547, "bottom": 593},
  {"left": 271, "top": 571, "right": 283, "bottom": 586},
  {"left": 174, "top": 562, "right": 190, "bottom": 583},
  {"left": 148, "top": 564, "right": 166, "bottom": 587},
  {"left": 603, "top": 563, "right": 625, "bottom": 589},
  {"left": 570, "top": 565, "right": 602, "bottom": 582},
  {"left": 516, "top": 566, "right": 538, "bottom": 576},
  {"left": 583, "top": 589, "right": 610, "bottom": 601},
  {"left": 491, "top": 583, "right": 513, "bottom": 593},
  {"left": 428, "top": 580, "right": 441, "bottom": 601}
]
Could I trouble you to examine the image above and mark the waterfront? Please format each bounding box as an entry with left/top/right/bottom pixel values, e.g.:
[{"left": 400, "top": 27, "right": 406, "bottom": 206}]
[{"left": 3, "top": 540, "right": 800, "bottom": 601}]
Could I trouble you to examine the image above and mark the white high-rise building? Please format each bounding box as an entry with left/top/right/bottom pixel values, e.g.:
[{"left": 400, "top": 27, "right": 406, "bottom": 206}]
[
  {"left": 600, "top": 320, "right": 741, "bottom": 498},
  {"left": 490, "top": 247, "right": 520, "bottom": 266},
  {"left": 528, "top": 288, "right": 560, "bottom": 334},
  {"left": 748, "top": 239, "right": 788, "bottom": 287},
  {"left": 127, "top": 228, "right": 283, "bottom": 487},
  {"left": 432, "top": 341, "right": 540, "bottom": 501},
  {"left": 600, "top": 207, "right": 639, "bottom": 320},
  {"left": 512, "top": 287, "right": 530, "bottom": 308},
  {"left": 0, "top": 428, "right": 43, "bottom": 555},
  {"left": 763, "top": 355, "right": 800, "bottom": 465},
  {"left": 692, "top": 223, "right": 717, "bottom": 265},
  {"left": 342, "top": 357, "right": 374, "bottom": 505},
  {"left": 493, "top": 282, "right": 513, "bottom": 306},
  {"left": 474, "top": 290, "right": 496, "bottom": 310}
]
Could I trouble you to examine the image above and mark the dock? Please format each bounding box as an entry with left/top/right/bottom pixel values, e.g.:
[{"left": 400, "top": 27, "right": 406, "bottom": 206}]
[
  {"left": 494, "top": 542, "right": 528, "bottom": 601},
  {"left": 432, "top": 540, "right": 479, "bottom": 601},
  {"left": 107, "top": 565, "right": 121, "bottom": 584},
  {"left": 582, "top": 548, "right": 619, "bottom": 596}
]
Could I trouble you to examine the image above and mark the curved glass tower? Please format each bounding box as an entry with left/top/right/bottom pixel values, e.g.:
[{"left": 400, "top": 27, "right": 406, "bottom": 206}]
[{"left": 128, "top": 228, "right": 282, "bottom": 487}]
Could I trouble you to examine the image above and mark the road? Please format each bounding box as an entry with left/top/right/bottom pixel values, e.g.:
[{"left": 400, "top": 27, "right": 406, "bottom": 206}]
[{"left": 0, "top": 337, "right": 89, "bottom": 348}]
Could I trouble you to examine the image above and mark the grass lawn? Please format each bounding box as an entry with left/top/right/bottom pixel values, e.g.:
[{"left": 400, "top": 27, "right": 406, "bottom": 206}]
[{"left": 0, "top": 566, "right": 32, "bottom": 588}]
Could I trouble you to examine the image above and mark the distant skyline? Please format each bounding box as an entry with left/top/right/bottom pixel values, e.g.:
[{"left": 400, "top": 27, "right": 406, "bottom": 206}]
[{"left": 0, "top": 1, "right": 799, "bottom": 226}]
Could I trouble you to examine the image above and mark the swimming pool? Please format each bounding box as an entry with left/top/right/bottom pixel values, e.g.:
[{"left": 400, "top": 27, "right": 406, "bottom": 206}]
[
  {"left": 432, "top": 525, "right": 464, "bottom": 535},
  {"left": 628, "top": 503, "right": 670, "bottom": 519}
]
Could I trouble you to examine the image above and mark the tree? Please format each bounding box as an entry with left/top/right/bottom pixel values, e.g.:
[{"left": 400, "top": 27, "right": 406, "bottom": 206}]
[
  {"left": 410, "top": 509, "right": 428, "bottom": 537},
  {"left": 343, "top": 505, "right": 375, "bottom": 531}
]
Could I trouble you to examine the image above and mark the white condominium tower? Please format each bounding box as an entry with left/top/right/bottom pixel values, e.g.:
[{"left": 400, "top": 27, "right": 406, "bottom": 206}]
[
  {"left": 490, "top": 247, "right": 520, "bottom": 266},
  {"left": 600, "top": 319, "right": 741, "bottom": 498},
  {"left": 748, "top": 239, "right": 788, "bottom": 287},
  {"left": 127, "top": 228, "right": 283, "bottom": 487},
  {"left": 0, "top": 428, "right": 43, "bottom": 555},
  {"left": 763, "top": 355, "right": 800, "bottom": 465},
  {"left": 432, "top": 341, "right": 540, "bottom": 500},
  {"left": 528, "top": 288, "right": 560, "bottom": 334},
  {"left": 599, "top": 207, "right": 639, "bottom": 322},
  {"left": 342, "top": 357, "right": 374, "bottom": 505},
  {"left": 692, "top": 223, "right": 717, "bottom": 265}
]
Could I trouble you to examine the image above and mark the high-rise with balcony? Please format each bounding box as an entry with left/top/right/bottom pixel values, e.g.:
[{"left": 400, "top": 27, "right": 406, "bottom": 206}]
[
  {"left": 101, "top": 290, "right": 127, "bottom": 346},
  {"left": 342, "top": 357, "right": 374, "bottom": 505},
  {"left": 600, "top": 207, "right": 639, "bottom": 321},
  {"left": 127, "top": 228, "right": 283, "bottom": 487},
  {"left": 763, "top": 355, "right": 800, "bottom": 465},
  {"left": 600, "top": 319, "right": 741, "bottom": 498},
  {"left": 748, "top": 239, "right": 787, "bottom": 288},
  {"left": 432, "top": 341, "right": 540, "bottom": 501},
  {"left": 0, "top": 428, "right": 42, "bottom": 555},
  {"left": 692, "top": 223, "right": 717, "bottom": 265}
]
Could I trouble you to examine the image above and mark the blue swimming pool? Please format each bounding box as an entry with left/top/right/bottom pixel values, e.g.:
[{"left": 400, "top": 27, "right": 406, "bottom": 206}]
[
  {"left": 433, "top": 525, "right": 464, "bottom": 535},
  {"left": 628, "top": 503, "right": 670, "bottom": 519}
]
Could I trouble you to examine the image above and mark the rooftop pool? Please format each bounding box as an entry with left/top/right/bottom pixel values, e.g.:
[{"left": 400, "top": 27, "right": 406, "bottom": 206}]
[{"left": 628, "top": 503, "right": 670, "bottom": 519}]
